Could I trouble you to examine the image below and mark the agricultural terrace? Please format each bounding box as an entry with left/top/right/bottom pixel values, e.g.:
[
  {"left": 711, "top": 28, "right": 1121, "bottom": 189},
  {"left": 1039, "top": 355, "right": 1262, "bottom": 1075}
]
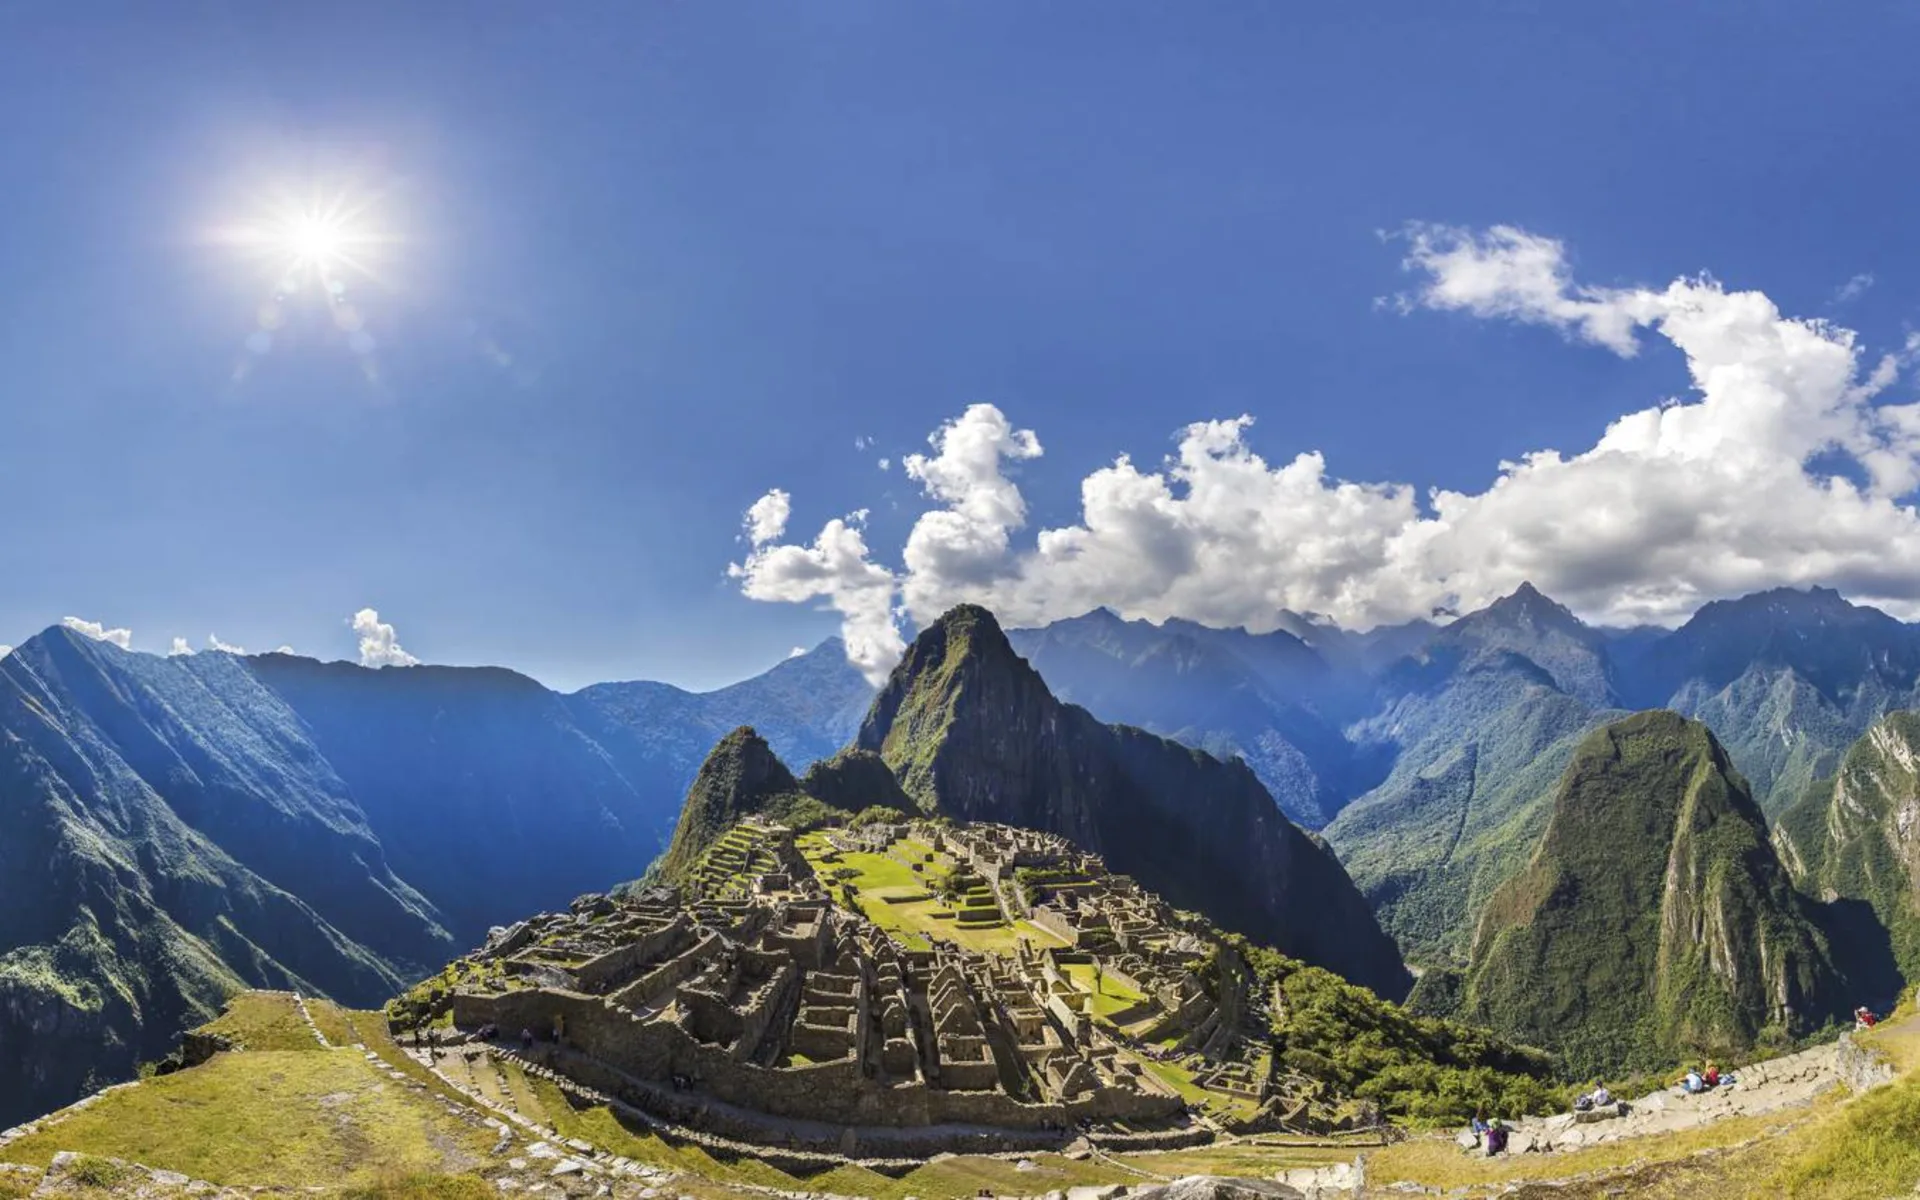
[{"left": 794, "top": 830, "right": 1068, "bottom": 955}]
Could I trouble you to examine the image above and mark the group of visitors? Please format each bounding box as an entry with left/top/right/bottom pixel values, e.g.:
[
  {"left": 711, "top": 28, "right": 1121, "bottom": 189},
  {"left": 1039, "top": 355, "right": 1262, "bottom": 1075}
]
[
  {"left": 1468, "top": 1111, "right": 1509, "bottom": 1156},
  {"left": 1679, "top": 1060, "right": 1734, "bottom": 1094},
  {"left": 1573, "top": 1082, "right": 1617, "bottom": 1114}
]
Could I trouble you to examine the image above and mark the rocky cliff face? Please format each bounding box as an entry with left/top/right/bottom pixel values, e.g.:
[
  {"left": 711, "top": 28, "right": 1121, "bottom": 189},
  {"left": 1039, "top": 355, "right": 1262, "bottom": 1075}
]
[
  {"left": 1461, "top": 711, "right": 1844, "bottom": 1075},
  {"left": 1775, "top": 711, "right": 1920, "bottom": 987},
  {"left": 857, "top": 605, "right": 1410, "bottom": 1000}
]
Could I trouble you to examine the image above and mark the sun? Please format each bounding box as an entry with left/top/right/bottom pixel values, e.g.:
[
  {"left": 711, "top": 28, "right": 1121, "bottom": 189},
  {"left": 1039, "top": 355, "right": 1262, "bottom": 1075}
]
[
  {"left": 212, "top": 184, "right": 395, "bottom": 292},
  {"left": 285, "top": 212, "right": 350, "bottom": 268}
]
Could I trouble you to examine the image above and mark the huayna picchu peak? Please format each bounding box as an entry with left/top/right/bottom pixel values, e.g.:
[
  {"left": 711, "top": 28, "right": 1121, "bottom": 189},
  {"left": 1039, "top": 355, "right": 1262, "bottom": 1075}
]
[{"left": 858, "top": 604, "right": 1411, "bottom": 999}]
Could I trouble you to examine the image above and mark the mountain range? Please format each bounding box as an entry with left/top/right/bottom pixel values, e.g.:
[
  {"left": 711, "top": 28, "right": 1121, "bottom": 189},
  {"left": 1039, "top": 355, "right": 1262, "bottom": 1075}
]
[
  {"left": 1013, "top": 584, "right": 1920, "bottom": 965},
  {"left": 13, "top": 578, "right": 1920, "bottom": 1121}
]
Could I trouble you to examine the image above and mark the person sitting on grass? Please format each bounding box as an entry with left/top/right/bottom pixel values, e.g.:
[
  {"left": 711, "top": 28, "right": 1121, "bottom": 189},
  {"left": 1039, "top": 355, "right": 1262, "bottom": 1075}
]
[{"left": 1681, "top": 1068, "right": 1704, "bottom": 1094}]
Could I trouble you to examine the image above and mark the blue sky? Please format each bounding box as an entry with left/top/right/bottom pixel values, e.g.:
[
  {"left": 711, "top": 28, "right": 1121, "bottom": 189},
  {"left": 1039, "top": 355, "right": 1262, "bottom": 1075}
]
[{"left": 5, "top": 4, "right": 1920, "bottom": 689}]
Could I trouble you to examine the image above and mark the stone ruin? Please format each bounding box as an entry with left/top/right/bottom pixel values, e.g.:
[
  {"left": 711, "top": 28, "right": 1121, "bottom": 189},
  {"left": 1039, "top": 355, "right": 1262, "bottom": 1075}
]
[{"left": 418, "top": 818, "right": 1292, "bottom": 1154}]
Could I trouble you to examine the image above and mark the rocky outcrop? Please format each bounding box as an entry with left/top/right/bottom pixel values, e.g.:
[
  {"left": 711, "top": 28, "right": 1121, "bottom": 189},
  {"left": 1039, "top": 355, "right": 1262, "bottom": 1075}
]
[
  {"left": 1461, "top": 711, "right": 1845, "bottom": 1075},
  {"left": 857, "top": 605, "right": 1410, "bottom": 1000}
]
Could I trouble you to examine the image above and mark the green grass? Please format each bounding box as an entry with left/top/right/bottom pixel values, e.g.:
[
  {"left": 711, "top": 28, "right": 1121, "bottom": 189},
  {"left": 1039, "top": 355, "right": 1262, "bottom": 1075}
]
[
  {"left": 307, "top": 997, "right": 362, "bottom": 1048},
  {"left": 195, "top": 992, "right": 322, "bottom": 1051},
  {"left": 0, "top": 1049, "right": 491, "bottom": 1187},
  {"left": 799, "top": 840, "right": 1054, "bottom": 955},
  {"left": 829, "top": 851, "right": 923, "bottom": 892},
  {"left": 1062, "top": 963, "right": 1144, "bottom": 1018},
  {"left": 339, "top": 1171, "right": 499, "bottom": 1200},
  {"left": 1112, "top": 1141, "right": 1353, "bottom": 1177}
]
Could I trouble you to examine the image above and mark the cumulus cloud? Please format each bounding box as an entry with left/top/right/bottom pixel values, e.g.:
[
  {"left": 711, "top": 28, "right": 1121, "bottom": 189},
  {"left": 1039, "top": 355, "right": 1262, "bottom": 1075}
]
[
  {"left": 169, "top": 637, "right": 193, "bottom": 657},
  {"left": 744, "top": 489, "right": 792, "bottom": 547},
  {"left": 208, "top": 634, "right": 246, "bottom": 654},
  {"left": 62, "top": 616, "right": 133, "bottom": 650},
  {"left": 854, "top": 435, "right": 873, "bottom": 450},
  {"left": 1394, "top": 223, "right": 1653, "bottom": 356},
  {"left": 734, "top": 224, "right": 1920, "bottom": 675},
  {"left": 788, "top": 646, "right": 808, "bottom": 658},
  {"left": 351, "top": 608, "right": 420, "bottom": 668},
  {"left": 273, "top": 644, "right": 296, "bottom": 655},
  {"left": 878, "top": 457, "right": 891, "bottom": 471},
  {"left": 728, "top": 504, "right": 904, "bottom": 686}
]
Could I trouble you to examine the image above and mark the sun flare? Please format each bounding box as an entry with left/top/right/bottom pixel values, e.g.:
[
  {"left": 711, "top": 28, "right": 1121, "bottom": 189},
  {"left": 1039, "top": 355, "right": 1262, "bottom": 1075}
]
[
  {"left": 286, "top": 213, "right": 349, "bottom": 267},
  {"left": 212, "top": 184, "right": 395, "bottom": 292}
]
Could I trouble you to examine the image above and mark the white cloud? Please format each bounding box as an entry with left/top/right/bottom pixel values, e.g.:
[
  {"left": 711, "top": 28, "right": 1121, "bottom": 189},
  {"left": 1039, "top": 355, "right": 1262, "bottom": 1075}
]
[
  {"left": 744, "top": 489, "right": 791, "bottom": 547},
  {"left": 0, "top": 645, "right": 11, "bottom": 659},
  {"left": 62, "top": 616, "right": 133, "bottom": 650},
  {"left": 728, "top": 501, "right": 904, "bottom": 686},
  {"left": 1834, "top": 273, "right": 1875, "bottom": 305},
  {"left": 1394, "top": 223, "right": 1652, "bottom": 356},
  {"left": 854, "top": 435, "right": 873, "bottom": 450},
  {"left": 734, "top": 224, "right": 1920, "bottom": 673},
  {"left": 208, "top": 634, "right": 246, "bottom": 654},
  {"left": 788, "top": 646, "right": 807, "bottom": 658},
  {"left": 273, "top": 644, "right": 295, "bottom": 655},
  {"left": 169, "top": 637, "right": 194, "bottom": 657},
  {"left": 899, "top": 404, "right": 1044, "bottom": 622},
  {"left": 351, "top": 608, "right": 420, "bottom": 668},
  {"left": 878, "top": 457, "right": 891, "bottom": 471}
]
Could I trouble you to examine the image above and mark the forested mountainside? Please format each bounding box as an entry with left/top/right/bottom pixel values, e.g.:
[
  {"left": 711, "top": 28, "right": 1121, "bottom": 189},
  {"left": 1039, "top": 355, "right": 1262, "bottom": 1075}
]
[
  {"left": 1775, "top": 711, "right": 1920, "bottom": 990},
  {"left": 1449, "top": 712, "right": 1847, "bottom": 1076},
  {"left": 0, "top": 629, "right": 868, "bottom": 1127}
]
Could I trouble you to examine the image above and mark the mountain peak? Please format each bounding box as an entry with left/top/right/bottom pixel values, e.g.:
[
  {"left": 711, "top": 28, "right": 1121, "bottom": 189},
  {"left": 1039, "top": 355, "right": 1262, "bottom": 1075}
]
[
  {"left": 1483, "top": 581, "right": 1580, "bottom": 625},
  {"left": 1462, "top": 710, "right": 1841, "bottom": 1073},
  {"left": 656, "top": 726, "right": 802, "bottom": 883}
]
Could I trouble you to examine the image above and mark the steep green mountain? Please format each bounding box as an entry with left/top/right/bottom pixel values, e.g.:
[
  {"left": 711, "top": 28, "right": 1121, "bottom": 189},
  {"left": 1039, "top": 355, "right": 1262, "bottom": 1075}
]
[
  {"left": 1006, "top": 610, "right": 1371, "bottom": 826},
  {"left": 1458, "top": 712, "right": 1845, "bottom": 1076},
  {"left": 858, "top": 604, "right": 1411, "bottom": 999},
  {"left": 653, "top": 727, "right": 806, "bottom": 882},
  {"left": 0, "top": 630, "right": 871, "bottom": 1126},
  {"left": 1775, "top": 711, "right": 1920, "bottom": 987}
]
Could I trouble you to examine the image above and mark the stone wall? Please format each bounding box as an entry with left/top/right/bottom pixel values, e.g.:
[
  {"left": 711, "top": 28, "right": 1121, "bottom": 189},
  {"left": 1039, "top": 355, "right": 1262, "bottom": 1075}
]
[
  {"left": 575, "top": 917, "right": 690, "bottom": 991},
  {"left": 454, "top": 986, "right": 1180, "bottom": 1132}
]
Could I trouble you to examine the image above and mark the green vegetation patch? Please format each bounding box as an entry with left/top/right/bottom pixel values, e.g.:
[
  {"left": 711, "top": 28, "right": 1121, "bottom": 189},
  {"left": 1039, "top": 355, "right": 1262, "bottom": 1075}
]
[
  {"left": 0, "top": 1049, "right": 490, "bottom": 1187},
  {"left": 195, "top": 992, "right": 322, "bottom": 1052}
]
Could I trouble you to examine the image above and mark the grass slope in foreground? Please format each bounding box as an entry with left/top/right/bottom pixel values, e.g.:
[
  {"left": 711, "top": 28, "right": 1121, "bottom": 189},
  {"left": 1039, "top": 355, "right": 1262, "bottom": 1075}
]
[{"left": 0, "top": 994, "right": 492, "bottom": 1190}]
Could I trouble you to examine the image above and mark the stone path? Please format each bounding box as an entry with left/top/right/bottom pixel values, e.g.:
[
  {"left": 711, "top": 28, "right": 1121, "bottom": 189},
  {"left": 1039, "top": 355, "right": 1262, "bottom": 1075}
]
[
  {"left": 1481, "top": 1027, "right": 1897, "bottom": 1156},
  {"left": 290, "top": 994, "right": 331, "bottom": 1050}
]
